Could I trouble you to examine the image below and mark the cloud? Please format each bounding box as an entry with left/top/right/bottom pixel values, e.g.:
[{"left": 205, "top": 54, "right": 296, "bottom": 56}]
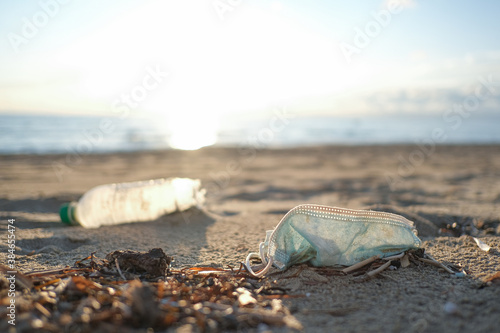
[{"left": 360, "top": 85, "right": 500, "bottom": 115}]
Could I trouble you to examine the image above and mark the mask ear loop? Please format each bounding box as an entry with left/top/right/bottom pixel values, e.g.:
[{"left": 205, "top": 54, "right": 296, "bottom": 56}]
[
  {"left": 244, "top": 240, "right": 274, "bottom": 277},
  {"left": 244, "top": 253, "right": 273, "bottom": 278}
]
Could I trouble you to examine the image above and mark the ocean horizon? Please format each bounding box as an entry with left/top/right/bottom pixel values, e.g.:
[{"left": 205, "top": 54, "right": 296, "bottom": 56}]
[{"left": 1, "top": 112, "right": 499, "bottom": 155}]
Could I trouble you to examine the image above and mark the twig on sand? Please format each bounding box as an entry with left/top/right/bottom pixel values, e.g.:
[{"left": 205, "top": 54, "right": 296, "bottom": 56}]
[
  {"left": 1, "top": 264, "right": 34, "bottom": 289},
  {"left": 382, "top": 253, "right": 405, "bottom": 261},
  {"left": 115, "top": 259, "right": 127, "bottom": 280},
  {"left": 417, "top": 257, "right": 454, "bottom": 274},
  {"left": 342, "top": 255, "right": 380, "bottom": 274},
  {"left": 366, "top": 260, "right": 392, "bottom": 278},
  {"left": 24, "top": 267, "right": 88, "bottom": 277}
]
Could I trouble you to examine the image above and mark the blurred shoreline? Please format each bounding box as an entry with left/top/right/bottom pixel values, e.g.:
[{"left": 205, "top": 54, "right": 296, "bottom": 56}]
[{"left": 2, "top": 113, "right": 500, "bottom": 154}]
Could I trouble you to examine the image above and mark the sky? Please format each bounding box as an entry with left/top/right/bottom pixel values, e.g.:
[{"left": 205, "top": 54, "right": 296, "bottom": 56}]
[{"left": 1, "top": 0, "right": 499, "bottom": 124}]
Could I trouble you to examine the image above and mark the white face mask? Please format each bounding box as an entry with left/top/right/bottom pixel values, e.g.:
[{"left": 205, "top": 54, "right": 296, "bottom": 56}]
[{"left": 245, "top": 204, "right": 422, "bottom": 277}]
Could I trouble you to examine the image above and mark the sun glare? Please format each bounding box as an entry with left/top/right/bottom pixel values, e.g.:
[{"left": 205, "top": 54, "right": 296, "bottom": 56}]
[
  {"left": 167, "top": 113, "right": 218, "bottom": 150},
  {"left": 49, "top": 1, "right": 350, "bottom": 150},
  {"left": 169, "top": 128, "right": 217, "bottom": 150}
]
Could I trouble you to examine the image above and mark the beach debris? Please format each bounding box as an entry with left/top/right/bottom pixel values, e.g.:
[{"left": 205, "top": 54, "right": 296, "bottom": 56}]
[
  {"left": 417, "top": 256, "right": 455, "bottom": 274},
  {"left": 0, "top": 242, "right": 471, "bottom": 332},
  {"left": 0, "top": 264, "right": 33, "bottom": 290},
  {"left": 400, "top": 254, "right": 411, "bottom": 268},
  {"left": 415, "top": 252, "right": 470, "bottom": 277},
  {"left": 236, "top": 287, "right": 257, "bottom": 306},
  {"left": 482, "top": 271, "right": 500, "bottom": 287},
  {"left": 437, "top": 215, "right": 500, "bottom": 237},
  {"left": 333, "top": 248, "right": 467, "bottom": 281},
  {"left": 0, "top": 250, "right": 303, "bottom": 332},
  {"left": 443, "top": 302, "right": 459, "bottom": 315},
  {"left": 342, "top": 255, "right": 380, "bottom": 274},
  {"left": 472, "top": 237, "right": 491, "bottom": 252},
  {"left": 246, "top": 204, "right": 422, "bottom": 277},
  {"left": 382, "top": 252, "right": 406, "bottom": 260},
  {"left": 348, "top": 260, "right": 398, "bottom": 282},
  {"left": 439, "top": 221, "right": 462, "bottom": 237},
  {"left": 105, "top": 248, "right": 172, "bottom": 277},
  {"left": 59, "top": 177, "right": 205, "bottom": 228},
  {"left": 366, "top": 260, "right": 392, "bottom": 278}
]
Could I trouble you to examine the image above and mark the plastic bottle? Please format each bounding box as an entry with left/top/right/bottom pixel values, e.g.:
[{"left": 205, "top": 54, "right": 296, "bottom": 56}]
[{"left": 59, "top": 178, "right": 205, "bottom": 228}]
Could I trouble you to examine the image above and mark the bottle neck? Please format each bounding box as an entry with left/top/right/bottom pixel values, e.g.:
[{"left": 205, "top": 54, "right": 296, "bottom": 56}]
[{"left": 60, "top": 202, "right": 79, "bottom": 225}]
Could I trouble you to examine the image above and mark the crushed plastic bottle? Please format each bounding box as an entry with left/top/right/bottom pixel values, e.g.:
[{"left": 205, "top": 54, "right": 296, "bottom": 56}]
[{"left": 59, "top": 178, "right": 205, "bottom": 228}]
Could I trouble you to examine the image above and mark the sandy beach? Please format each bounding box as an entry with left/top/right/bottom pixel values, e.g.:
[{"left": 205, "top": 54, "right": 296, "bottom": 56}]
[{"left": 1, "top": 144, "right": 500, "bottom": 332}]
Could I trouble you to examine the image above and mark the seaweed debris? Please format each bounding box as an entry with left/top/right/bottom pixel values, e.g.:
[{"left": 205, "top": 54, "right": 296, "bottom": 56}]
[{"left": 0, "top": 248, "right": 302, "bottom": 332}]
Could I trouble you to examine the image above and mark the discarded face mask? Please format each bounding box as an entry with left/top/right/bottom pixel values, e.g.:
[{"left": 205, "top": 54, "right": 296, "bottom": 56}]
[{"left": 245, "top": 204, "right": 422, "bottom": 277}]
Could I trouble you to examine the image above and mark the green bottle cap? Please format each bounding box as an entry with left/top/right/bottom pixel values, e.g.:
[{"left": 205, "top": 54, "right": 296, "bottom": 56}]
[{"left": 59, "top": 202, "right": 77, "bottom": 225}]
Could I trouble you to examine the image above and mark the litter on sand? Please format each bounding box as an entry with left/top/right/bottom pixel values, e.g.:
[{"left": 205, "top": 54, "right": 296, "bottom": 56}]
[
  {"left": 245, "top": 204, "right": 422, "bottom": 277},
  {"left": 1, "top": 203, "right": 485, "bottom": 332},
  {"left": 1, "top": 249, "right": 302, "bottom": 332},
  {"left": 472, "top": 237, "right": 491, "bottom": 252}
]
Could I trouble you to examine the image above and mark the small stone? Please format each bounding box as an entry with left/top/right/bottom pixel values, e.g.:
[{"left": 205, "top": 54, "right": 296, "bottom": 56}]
[
  {"left": 444, "top": 301, "right": 458, "bottom": 315},
  {"left": 31, "top": 318, "right": 44, "bottom": 328}
]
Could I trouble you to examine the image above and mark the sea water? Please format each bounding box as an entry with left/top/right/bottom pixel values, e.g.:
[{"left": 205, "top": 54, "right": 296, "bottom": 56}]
[
  {"left": 0, "top": 114, "right": 169, "bottom": 154},
  {"left": 0, "top": 112, "right": 499, "bottom": 154}
]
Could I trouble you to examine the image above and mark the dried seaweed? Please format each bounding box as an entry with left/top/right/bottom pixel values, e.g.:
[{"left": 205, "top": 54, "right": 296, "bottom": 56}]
[
  {"left": 0, "top": 249, "right": 302, "bottom": 332},
  {"left": 339, "top": 248, "right": 466, "bottom": 281},
  {"left": 106, "top": 248, "right": 172, "bottom": 278},
  {"left": 0, "top": 246, "right": 467, "bottom": 332}
]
